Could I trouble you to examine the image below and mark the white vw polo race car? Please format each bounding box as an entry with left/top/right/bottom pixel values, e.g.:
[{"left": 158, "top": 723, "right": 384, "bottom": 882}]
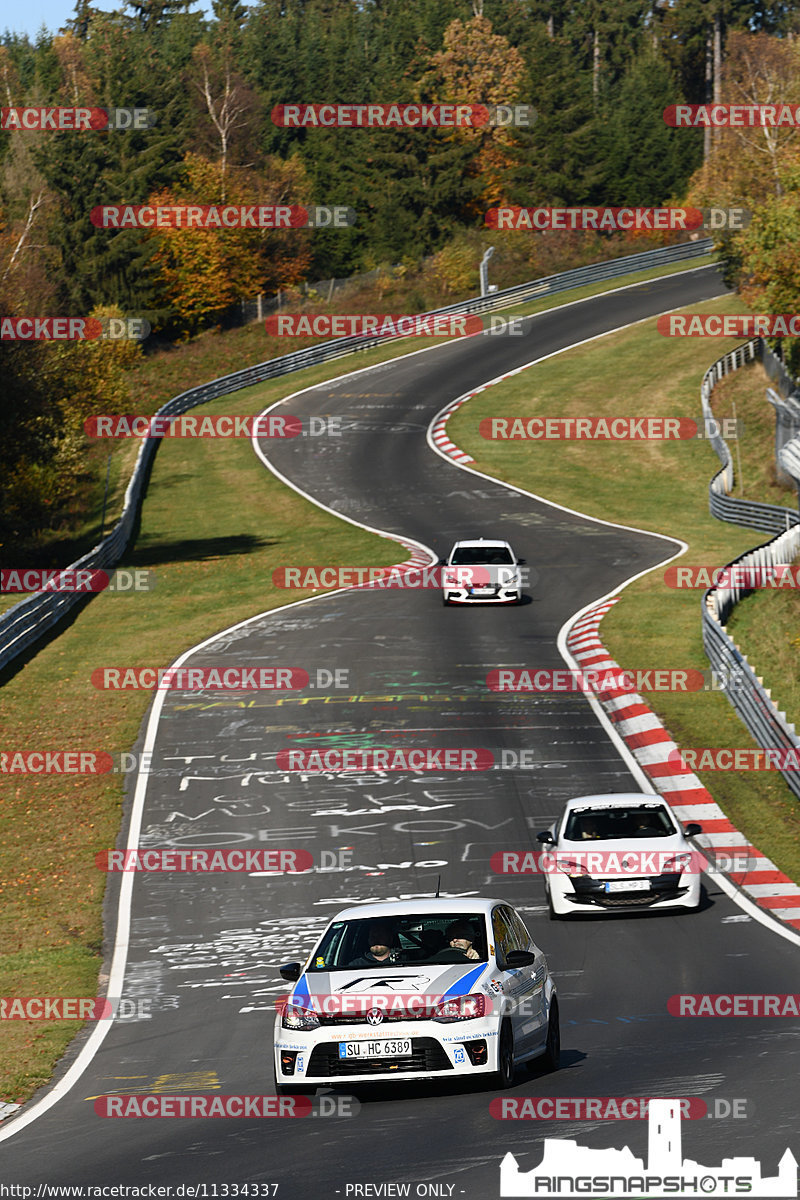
[
  {"left": 538, "top": 793, "right": 703, "bottom": 918},
  {"left": 440, "top": 538, "right": 524, "bottom": 605},
  {"left": 273, "top": 898, "right": 559, "bottom": 1092}
]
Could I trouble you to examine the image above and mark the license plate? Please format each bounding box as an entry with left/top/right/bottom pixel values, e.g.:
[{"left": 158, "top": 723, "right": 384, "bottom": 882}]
[
  {"left": 470, "top": 587, "right": 494, "bottom": 595},
  {"left": 605, "top": 879, "right": 650, "bottom": 893},
  {"left": 338, "top": 1039, "right": 412, "bottom": 1059}
]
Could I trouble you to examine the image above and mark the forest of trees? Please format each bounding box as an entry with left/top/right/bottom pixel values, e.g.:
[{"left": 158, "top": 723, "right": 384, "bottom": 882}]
[{"left": 2, "top": 0, "right": 800, "bottom": 552}]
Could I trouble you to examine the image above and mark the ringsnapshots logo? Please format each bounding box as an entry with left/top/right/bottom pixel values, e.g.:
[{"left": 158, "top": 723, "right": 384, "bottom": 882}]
[
  {"left": 0, "top": 316, "right": 150, "bottom": 340},
  {"left": 271, "top": 103, "right": 536, "bottom": 128},
  {"left": 485, "top": 206, "right": 749, "bottom": 232},
  {"left": 90, "top": 205, "right": 354, "bottom": 229},
  {"left": 498, "top": 1099, "right": 796, "bottom": 1198},
  {"left": 0, "top": 568, "right": 154, "bottom": 593},
  {"left": 1, "top": 106, "right": 155, "bottom": 131}
]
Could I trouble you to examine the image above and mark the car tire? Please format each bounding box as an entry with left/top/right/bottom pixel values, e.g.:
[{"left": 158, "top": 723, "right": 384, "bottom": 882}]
[
  {"left": 494, "top": 1021, "right": 515, "bottom": 1089},
  {"left": 542, "top": 1000, "right": 560, "bottom": 1072}
]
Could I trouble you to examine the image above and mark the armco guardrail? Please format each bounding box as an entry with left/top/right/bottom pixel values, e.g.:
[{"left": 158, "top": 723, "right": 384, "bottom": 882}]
[
  {"left": 701, "top": 338, "right": 800, "bottom": 532},
  {"left": 0, "top": 237, "right": 713, "bottom": 674},
  {"left": 701, "top": 340, "right": 800, "bottom": 800},
  {"left": 702, "top": 526, "right": 800, "bottom": 800}
]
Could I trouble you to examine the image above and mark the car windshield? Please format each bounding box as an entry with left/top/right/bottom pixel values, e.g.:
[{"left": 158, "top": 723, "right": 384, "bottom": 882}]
[
  {"left": 307, "top": 913, "right": 488, "bottom": 970},
  {"left": 450, "top": 546, "right": 514, "bottom": 565},
  {"left": 564, "top": 805, "right": 676, "bottom": 841}
]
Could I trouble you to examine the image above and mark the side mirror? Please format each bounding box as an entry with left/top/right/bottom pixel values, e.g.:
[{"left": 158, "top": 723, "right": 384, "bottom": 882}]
[
  {"left": 279, "top": 962, "right": 302, "bottom": 982},
  {"left": 438, "top": 558, "right": 447, "bottom": 565},
  {"left": 504, "top": 949, "right": 537, "bottom": 969},
  {"left": 517, "top": 557, "right": 526, "bottom": 565},
  {"left": 537, "top": 831, "right": 555, "bottom": 844},
  {"left": 684, "top": 823, "right": 702, "bottom": 837}
]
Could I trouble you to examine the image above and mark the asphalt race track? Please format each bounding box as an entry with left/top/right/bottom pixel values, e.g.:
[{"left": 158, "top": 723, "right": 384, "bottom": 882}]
[{"left": 3, "top": 265, "right": 800, "bottom": 1195}]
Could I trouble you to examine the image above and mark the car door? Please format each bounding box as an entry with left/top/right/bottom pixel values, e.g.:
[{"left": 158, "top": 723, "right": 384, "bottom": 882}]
[
  {"left": 508, "top": 906, "right": 550, "bottom": 1051},
  {"left": 491, "top": 905, "right": 541, "bottom": 1055}
]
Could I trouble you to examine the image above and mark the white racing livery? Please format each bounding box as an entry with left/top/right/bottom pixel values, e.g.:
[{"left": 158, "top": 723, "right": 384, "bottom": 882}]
[
  {"left": 273, "top": 898, "right": 559, "bottom": 1092},
  {"left": 440, "top": 538, "right": 524, "bottom": 605},
  {"left": 538, "top": 793, "right": 703, "bottom": 918}
]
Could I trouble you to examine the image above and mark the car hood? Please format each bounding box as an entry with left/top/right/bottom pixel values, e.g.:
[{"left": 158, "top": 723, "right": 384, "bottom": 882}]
[{"left": 290, "top": 961, "right": 490, "bottom": 1006}]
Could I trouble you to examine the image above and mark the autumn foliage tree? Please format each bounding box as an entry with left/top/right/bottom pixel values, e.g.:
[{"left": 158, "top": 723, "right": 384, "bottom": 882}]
[
  {"left": 146, "top": 152, "right": 312, "bottom": 336},
  {"left": 419, "top": 15, "right": 526, "bottom": 212}
]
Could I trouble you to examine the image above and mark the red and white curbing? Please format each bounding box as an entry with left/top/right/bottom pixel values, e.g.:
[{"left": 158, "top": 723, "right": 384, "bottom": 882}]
[
  {"left": 430, "top": 394, "right": 476, "bottom": 465},
  {"left": 566, "top": 599, "right": 800, "bottom": 930}
]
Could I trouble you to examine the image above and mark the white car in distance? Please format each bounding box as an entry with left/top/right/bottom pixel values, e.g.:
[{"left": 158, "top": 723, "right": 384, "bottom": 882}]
[
  {"left": 440, "top": 538, "right": 524, "bottom": 605},
  {"left": 538, "top": 793, "right": 703, "bottom": 918}
]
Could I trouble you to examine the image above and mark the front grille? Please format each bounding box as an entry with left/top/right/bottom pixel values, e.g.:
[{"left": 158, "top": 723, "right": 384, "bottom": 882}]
[
  {"left": 317, "top": 1007, "right": 435, "bottom": 1027},
  {"left": 306, "top": 1038, "right": 452, "bottom": 1077},
  {"left": 568, "top": 883, "right": 688, "bottom": 908}
]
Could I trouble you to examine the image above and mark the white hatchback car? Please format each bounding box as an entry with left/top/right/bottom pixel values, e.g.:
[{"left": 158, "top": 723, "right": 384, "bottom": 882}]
[
  {"left": 440, "top": 538, "right": 524, "bottom": 605},
  {"left": 273, "top": 898, "right": 559, "bottom": 1093},
  {"left": 538, "top": 793, "right": 703, "bottom": 918}
]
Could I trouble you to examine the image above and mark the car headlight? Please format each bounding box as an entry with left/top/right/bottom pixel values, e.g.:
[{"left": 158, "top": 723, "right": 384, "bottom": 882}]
[
  {"left": 662, "top": 853, "right": 693, "bottom": 872},
  {"left": 281, "top": 1002, "right": 320, "bottom": 1031},
  {"left": 556, "top": 858, "right": 587, "bottom": 877},
  {"left": 432, "top": 993, "right": 487, "bottom": 1022}
]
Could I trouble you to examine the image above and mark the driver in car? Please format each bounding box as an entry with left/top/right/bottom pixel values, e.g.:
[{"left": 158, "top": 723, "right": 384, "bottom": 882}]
[
  {"left": 428, "top": 920, "right": 480, "bottom": 963},
  {"left": 347, "top": 921, "right": 399, "bottom": 966}
]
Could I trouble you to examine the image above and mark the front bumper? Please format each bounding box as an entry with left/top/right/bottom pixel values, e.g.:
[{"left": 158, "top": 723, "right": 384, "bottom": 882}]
[
  {"left": 548, "top": 872, "right": 700, "bottom": 914},
  {"left": 275, "top": 1020, "right": 498, "bottom": 1085},
  {"left": 443, "top": 587, "right": 521, "bottom": 604}
]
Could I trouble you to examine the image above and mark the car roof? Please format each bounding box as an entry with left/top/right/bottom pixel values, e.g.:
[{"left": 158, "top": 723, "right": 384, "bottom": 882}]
[
  {"left": 327, "top": 898, "right": 508, "bottom": 923},
  {"left": 450, "top": 538, "right": 511, "bottom": 550},
  {"left": 563, "top": 792, "right": 669, "bottom": 812}
]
